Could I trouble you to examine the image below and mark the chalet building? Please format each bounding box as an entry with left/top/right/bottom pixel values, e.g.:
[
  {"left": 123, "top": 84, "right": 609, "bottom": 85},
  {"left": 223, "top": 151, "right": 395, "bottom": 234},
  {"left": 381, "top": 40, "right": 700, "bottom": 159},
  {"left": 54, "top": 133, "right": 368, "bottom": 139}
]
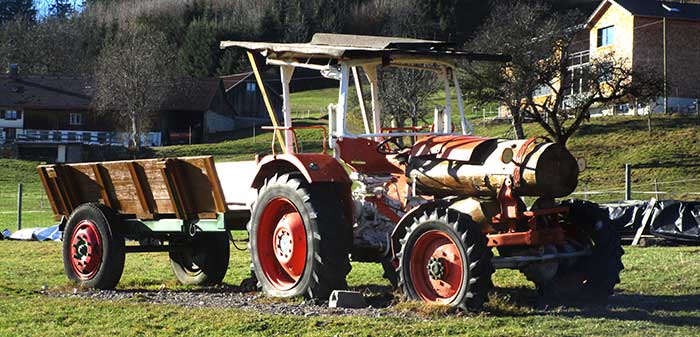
[
  {"left": 586, "top": 0, "right": 700, "bottom": 113},
  {"left": 502, "top": 0, "right": 700, "bottom": 117},
  {"left": 221, "top": 72, "right": 283, "bottom": 127},
  {"left": 220, "top": 69, "right": 332, "bottom": 127},
  {"left": 0, "top": 69, "right": 248, "bottom": 162}
]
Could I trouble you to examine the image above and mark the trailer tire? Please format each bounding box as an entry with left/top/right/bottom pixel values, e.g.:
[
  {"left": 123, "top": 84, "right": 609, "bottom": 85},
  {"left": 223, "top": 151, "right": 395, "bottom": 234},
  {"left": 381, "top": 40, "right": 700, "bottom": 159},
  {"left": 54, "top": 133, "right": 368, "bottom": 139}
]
[
  {"left": 248, "top": 173, "right": 352, "bottom": 299},
  {"left": 62, "top": 203, "right": 125, "bottom": 290},
  {"left": 397, "top": 208, "right": 494, "bottom": 310},
  {"left": 169, "top": 233, "right": 230, "bottom": 286}
]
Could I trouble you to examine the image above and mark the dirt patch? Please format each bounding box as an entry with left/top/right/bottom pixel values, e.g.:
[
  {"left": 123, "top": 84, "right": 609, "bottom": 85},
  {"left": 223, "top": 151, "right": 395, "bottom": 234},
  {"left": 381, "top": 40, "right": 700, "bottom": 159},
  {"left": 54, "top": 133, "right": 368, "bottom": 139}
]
[{"left": 44, "top": 282, "right": 418, "bottom": 319}]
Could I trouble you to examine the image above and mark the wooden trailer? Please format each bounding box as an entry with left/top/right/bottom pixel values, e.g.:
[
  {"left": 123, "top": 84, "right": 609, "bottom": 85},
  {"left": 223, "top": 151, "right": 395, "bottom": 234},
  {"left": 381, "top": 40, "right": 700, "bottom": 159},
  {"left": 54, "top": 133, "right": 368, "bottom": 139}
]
[{"left": 38, "top": 156, "right": 257, "bottom": 289}]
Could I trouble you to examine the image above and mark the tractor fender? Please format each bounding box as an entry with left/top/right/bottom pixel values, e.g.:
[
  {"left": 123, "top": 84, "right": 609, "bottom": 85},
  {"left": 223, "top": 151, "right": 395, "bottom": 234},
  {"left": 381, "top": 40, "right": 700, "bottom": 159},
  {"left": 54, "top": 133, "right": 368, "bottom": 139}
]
[
  {"left": 251, "top": 153, "right": 351, "bottom": 189},
  {"left": 390, "top": 199, "right": 451, "bottom": 257}
]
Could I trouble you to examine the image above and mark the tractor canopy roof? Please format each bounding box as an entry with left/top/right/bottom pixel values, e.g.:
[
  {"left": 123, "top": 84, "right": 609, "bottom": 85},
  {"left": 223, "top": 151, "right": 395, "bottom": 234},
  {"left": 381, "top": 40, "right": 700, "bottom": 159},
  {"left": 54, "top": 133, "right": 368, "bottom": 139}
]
[{"left": 220, "top": 33, "right": 509, "bottom": 66}]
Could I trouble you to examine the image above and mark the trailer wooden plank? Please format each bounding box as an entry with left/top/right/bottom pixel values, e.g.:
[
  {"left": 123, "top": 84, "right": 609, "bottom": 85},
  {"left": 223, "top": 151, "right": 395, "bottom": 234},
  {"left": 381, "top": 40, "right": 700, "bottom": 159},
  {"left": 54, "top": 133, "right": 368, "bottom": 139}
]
[
  {"left": 127, "top": 161, "right": 154, "bottom": 219},
  {"left": 68, "top": 164, "right": 102, "bottom": 206},
  {"left": 37, "top": 166, "right": 61, "bottom": 216},
  {"left": 158, "top": 159, "right": 187, "bottom": 220},
  {"left": 201, "top": 157, "right": 227, "bottom": 213},
  {"left": 55, "top": 165, "right": 78, "bottom": 214},
  {"left": 44, "top": 166, "right": 70, "bottom": 217},
  {"left": 90, "top": 164, "right": 113, "bottom": 209}
]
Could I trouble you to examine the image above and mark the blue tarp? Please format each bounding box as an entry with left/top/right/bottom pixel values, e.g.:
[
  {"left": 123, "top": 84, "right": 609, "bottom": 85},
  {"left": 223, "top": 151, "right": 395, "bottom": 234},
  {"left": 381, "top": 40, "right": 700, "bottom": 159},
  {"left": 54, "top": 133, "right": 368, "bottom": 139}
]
[{"left": 1, "top": 225, "right": 61, "bottom": 241}]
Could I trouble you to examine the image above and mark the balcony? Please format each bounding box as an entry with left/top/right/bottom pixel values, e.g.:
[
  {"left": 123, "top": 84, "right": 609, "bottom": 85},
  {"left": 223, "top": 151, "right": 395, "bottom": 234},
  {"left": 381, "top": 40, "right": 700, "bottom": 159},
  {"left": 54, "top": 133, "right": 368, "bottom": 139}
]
[{"left": 8, "top": 129, "right": 162, "bottom": 147}]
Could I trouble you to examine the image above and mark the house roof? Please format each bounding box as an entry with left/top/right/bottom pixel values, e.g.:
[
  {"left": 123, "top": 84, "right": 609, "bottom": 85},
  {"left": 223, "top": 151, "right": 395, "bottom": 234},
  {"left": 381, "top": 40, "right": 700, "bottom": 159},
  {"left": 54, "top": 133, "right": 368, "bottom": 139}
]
[
  {"left": 166, "top": 78, "right": 223, "bottom": 112},
  {"left": 588, "top": 0, "right": 700, "bottom": 27},
  {"left": 0, "top": 75, "right": 92, "bottom": 110},
  {"left": 0, "top": 74, "right": 224, "bottom": 112}
]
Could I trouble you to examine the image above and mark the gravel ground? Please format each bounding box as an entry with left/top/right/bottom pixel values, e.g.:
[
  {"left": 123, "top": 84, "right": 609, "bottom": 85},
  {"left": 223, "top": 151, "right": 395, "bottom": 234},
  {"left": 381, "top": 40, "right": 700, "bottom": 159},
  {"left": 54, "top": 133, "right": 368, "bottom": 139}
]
[{"left": 43, "top": 282, "right": 413, "bottom": 318}]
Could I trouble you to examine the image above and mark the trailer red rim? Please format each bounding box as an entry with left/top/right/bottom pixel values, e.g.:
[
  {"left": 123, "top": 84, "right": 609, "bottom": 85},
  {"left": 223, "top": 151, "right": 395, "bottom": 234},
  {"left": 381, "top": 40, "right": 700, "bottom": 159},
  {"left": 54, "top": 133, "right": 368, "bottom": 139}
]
[
  {"left": 257, "top": 198, "right": 307, "bottom": 290},
  {"left": 409, "top": 230, "right": 464, "bottom": 304},
  {"left": 69, "top": 220, "right": 103, "bottom": 280}
]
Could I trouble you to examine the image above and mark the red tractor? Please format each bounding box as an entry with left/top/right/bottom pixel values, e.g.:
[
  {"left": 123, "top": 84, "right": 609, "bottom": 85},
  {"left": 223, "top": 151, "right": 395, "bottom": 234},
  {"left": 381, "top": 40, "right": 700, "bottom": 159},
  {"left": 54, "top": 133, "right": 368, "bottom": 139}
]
[{"left": 40, "top": 33, "right": 623, "bottom": 310}]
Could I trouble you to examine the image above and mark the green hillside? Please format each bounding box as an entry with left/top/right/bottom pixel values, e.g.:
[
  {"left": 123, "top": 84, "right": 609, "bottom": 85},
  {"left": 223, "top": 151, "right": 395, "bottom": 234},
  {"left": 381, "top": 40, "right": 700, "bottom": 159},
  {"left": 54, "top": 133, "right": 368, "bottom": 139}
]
[{"left": 1, "top": 90, "right": 699, "bottom": 228}]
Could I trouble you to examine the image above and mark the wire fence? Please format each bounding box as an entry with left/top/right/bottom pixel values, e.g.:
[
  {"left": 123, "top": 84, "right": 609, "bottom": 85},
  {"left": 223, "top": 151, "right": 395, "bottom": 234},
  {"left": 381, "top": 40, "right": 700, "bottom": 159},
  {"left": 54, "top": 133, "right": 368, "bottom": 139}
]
[
  {"left": 572, "top": 177, "right": 700, "bottom": 202},
  {"left": 0, "top": 183, "right": 55, "bottom": 232}
]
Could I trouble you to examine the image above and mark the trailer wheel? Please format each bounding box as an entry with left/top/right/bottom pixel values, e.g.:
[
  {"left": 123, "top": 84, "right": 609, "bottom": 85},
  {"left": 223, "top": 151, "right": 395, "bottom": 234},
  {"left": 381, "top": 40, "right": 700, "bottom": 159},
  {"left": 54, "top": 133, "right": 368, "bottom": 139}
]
[
  {"left": 169, "top": 233, "right": 230, "bottom": 285},
  {"left": 540, "top": 200, "right": 624, "bottom": 299},
  {"left": 62, "top": 203, "right": 125, "bottom": 289},
  {"left": 397, "top": 209, "right": 493, "bottom": 310},
  {"left": 249, "top": 173, "right": 352, "bottom": 299}
]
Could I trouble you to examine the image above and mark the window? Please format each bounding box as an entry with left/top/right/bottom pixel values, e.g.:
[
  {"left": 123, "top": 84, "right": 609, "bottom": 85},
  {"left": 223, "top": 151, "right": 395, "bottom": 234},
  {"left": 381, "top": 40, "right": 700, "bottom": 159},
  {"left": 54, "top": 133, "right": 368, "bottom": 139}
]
[
  {"left": 1, "top": 110, "right": 19, "bottom": 120},
  {"left": 69, "top": 113, "right": 83, "bottom": 125},
  {"left": 246, "top": 82, "right": 256, "bottom": 92},
  {"left": 597, "top": 26, "right": 614, "bottom": 47}
]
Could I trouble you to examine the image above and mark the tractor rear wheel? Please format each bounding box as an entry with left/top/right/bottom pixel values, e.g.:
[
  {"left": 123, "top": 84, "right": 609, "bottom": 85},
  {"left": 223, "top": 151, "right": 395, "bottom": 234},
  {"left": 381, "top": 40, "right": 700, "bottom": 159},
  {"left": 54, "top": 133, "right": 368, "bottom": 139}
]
[
  {"left": 397, "top": 209, "right": 494, "bottom": 310},
  {"left": 169, "top": 233, "right": 230, "bottom": 285},
  {"left": 249, "top": 174, "right": 352, "bottom": 299},
  {"left": 62, "top": 203, "right": 125, "bottom": 289},
  {"left": 539, "top": 200, "right": 624, "bottom": 299}
]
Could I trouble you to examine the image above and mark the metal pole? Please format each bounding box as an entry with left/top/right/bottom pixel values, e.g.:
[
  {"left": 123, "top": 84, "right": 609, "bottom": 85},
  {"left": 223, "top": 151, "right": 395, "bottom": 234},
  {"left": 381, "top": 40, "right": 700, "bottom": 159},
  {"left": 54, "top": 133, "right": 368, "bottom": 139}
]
[
  {"left": 654, "top": 178, "right": 659, "bottom": 200},
  {"left": 663, "top": 17, "right": 668, "bottom": 115},
  {"left": 625, "top": 164, "right": 632, "bottom": 201},
  {"left": 17, "top": 183, "right": 22, "bottom": 231}
]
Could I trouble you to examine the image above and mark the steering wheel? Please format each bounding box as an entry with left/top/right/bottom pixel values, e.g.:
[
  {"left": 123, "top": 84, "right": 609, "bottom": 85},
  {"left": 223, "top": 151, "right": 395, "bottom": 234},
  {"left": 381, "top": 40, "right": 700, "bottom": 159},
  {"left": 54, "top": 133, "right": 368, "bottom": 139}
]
[{"left": 377, "top": 136, "right": 408, "bottom": 155}]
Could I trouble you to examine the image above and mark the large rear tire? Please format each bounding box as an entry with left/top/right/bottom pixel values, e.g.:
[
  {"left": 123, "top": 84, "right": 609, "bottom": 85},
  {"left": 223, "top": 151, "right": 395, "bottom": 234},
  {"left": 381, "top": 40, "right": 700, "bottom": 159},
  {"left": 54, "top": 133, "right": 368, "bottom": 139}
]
[
  {"left": 397, "top": 208, "right": 493, "bottom": 310},
  {"left": 248, "top": 173, "right": 352, "bottom": 299},
  {"left": 169, "top": 233, "right": 230, "bottom": 286},
  {"left": 62, "top": 203, "right": 125, "bottom": 290},
  {"left": 539, "top": 200, "right": 624, "bottom": 299}
]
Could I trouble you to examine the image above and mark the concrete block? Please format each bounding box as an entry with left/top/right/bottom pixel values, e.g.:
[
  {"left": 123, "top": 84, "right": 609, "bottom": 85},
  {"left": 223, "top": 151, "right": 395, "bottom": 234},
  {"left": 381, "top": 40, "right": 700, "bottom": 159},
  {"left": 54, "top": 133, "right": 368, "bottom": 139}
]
[{"left": 328, "top": 290, "right": 367, "bottom": 309}]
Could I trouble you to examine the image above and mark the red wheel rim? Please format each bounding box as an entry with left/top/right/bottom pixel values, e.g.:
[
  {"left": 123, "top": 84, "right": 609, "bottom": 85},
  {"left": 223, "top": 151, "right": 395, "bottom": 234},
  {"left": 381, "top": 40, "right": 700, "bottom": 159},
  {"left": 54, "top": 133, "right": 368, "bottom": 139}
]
[
  {"left": 69, "top": 220, "right": 103, "bottom": 280},
  {"left": 257, "top": 198, "right": 307, "bottom": 290},
  {"left": 409, "top": 230, "right": 464, "bottom": 304}
]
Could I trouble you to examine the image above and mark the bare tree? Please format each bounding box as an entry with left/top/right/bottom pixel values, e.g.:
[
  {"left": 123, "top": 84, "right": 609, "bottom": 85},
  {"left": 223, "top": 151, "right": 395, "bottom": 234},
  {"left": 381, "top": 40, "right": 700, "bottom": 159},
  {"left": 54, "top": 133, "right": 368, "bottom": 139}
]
[
  {"left": 93, "top": 23, "right": 176, "bottom": 150},
  {"left": 379, "top": 67, "right": 440, "bottom": 128},
  {"left": 524, "top": 53, "right": 663, "bottom": 145},
  {"left": 461, "top": 0, "right": 574, "bottom": 139},
  {"left": 462, "top": 0, "right": 663, "bottom": 145},
  {"left": 376, "top": 0, "right": 439, "bottom": 129}
]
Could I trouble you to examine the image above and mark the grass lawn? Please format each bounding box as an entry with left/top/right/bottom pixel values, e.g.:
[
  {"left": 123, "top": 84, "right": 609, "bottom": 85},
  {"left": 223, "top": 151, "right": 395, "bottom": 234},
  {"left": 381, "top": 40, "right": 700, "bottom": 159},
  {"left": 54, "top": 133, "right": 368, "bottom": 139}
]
[{"left": 0, "top": 240, "right": 699, "bottom": 336}]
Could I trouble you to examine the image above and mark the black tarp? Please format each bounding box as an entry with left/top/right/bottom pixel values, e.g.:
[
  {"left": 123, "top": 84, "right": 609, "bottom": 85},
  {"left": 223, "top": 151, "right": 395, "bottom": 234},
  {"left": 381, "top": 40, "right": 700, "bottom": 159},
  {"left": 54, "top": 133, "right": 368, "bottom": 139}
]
[{"left": 563, "top": 199, "right": 700, "bottom": 243}]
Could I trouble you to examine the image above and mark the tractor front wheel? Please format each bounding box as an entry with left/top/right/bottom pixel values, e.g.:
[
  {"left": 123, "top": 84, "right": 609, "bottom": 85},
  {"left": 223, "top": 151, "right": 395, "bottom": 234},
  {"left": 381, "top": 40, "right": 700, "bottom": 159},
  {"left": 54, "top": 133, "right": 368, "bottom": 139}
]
[
  {"left": 249, "top": 174, "right": 352, "bottom": 299},
  {"left": 62, "top": 203, "right": 125, "bottom": 289},
  {"left": 397, "top": 209, "right": 493, "bottom": 310}
]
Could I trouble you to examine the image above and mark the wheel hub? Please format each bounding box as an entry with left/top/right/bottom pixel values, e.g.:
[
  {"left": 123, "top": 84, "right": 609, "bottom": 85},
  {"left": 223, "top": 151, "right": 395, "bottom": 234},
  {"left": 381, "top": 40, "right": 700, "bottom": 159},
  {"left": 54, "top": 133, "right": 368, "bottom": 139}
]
[
  {"left": 69, "top": 220, "right": 102, "bottom": 279},
  {"left": 274, "top": 222, "right": 294, "bottom": 263},
  {"left": 427, "top": 257, "right": 447, "bottom": 280}
]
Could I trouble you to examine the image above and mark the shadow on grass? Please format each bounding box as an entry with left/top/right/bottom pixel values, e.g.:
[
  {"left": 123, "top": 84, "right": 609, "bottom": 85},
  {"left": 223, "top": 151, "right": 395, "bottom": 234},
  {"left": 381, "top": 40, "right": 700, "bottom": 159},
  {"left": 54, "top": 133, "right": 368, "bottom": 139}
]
[{"left": 487, "top": 286, "right": 700, "bottom": 327}]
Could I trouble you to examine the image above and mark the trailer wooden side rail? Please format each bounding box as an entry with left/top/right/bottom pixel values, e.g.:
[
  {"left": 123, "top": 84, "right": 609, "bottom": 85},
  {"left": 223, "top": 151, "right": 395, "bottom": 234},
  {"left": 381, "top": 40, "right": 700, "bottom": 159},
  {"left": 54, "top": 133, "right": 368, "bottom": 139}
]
[{"left": 38, "top": 156, "right": 235, "bottom": 233}]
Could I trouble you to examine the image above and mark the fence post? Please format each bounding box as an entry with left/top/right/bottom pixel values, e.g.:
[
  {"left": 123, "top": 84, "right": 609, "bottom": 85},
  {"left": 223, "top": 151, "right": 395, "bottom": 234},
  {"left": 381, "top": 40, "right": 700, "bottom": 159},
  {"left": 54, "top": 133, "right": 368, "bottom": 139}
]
[
  {"left": 625, "top": 164, "right": 632, "bottom": 200},
  {"left": 654, "top": 178, "right": 660, "bottom": 200},
  {"left": 17, "top": 182, "right": 22, "bottom": 231}
]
